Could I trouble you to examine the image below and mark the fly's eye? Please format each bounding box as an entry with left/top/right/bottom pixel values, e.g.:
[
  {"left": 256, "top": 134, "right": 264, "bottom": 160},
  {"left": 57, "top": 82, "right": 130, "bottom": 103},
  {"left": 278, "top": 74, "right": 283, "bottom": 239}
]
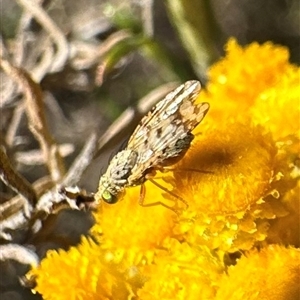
[{"left": 102, "top": 190, "right": 118, "bottom": 204}]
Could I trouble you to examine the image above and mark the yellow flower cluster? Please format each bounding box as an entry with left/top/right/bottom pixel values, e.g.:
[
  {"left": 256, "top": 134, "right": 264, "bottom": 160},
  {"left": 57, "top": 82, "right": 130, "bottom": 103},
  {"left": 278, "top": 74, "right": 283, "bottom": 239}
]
[{"left": 28, "top": 39, "right": 300, "bottom": 299}]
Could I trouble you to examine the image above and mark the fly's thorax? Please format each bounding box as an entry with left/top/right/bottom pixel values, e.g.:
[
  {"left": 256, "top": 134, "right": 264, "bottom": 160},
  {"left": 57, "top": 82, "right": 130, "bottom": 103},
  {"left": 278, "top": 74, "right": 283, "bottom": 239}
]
[
  {"left": 97, "top": 150, "right": 138, "bottom": 204},
  {"left": 107, "top": 150, "right": 138, "bottom": 180}
]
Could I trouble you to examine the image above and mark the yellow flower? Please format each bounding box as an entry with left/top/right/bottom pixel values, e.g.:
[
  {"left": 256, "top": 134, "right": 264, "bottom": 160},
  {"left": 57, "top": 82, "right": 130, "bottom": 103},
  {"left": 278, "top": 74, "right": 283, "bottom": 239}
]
[
  {"left": 200, "top": 38, "right": 300, "bottom": 138},
  {"left": 215, "top": 245, "right": 300, "bottom": 300},
  {"left": 251, "top": 66, "right": 300, "bottom": 140},
  {"left": 92, "top": 179, "right": 177, "bottom": 255},
  {"left": 29, "top": 39, "right": 299, "bottom": 299},
  {"left": 204, "top": 38, "right": 293, "bottom": 108},
  {"left": 266, "top": 181, "right": 300, "bottom": 247},
  {"left": 138, "top": 238, "right": 223, "bottom": 300},
  {"left": 180, "top": 38, "right": 299, "bottom": 252},
  {"left": 170, "top": 120, "right": 285, "bottom": 252},
  {"left": 28, "top": 237, "right": 147, "bottom": 299}
]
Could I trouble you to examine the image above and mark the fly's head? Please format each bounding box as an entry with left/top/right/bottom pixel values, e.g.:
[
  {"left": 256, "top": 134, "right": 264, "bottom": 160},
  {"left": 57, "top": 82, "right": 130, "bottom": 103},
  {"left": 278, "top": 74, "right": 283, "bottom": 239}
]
[{"left": 97, "top": 150, "right": 138, "bottom": 204}]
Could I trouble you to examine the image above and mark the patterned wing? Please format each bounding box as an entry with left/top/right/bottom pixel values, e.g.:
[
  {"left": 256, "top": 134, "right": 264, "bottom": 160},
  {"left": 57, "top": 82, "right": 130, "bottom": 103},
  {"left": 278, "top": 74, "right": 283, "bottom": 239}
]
[{"left": 126, "top": 80, "right": 209, "bottom": 175}]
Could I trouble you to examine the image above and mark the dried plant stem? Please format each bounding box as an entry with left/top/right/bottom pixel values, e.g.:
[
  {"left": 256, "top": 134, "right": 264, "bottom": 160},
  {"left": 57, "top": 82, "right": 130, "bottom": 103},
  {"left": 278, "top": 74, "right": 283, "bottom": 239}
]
[
  {"left": 16, "top": 0, "right": 69, "bottom": 73},
  {"left": 0, "top": 244, "right": 39, "bottom": 265},
  {"left": 5, "top": 103, "right": 25, "bottom": 147},
  {"left": 0, "top": 58, "right": 66, "bottom": 183},
  {"left": 141, "top": 0, "right": 154, "bottom": 37},
  {"left": 62, "top": 132, "right": 98, "bottom": 186},
  {"left": 13, "top": 0, "right": 42, "bottom": 66},
  {"left": 0, "top": 147, "right": 37, "bottom": 205}
]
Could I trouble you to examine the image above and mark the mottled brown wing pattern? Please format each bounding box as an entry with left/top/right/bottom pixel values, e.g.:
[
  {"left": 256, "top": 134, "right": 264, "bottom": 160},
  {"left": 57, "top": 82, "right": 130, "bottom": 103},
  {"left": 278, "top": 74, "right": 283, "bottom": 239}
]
[
  {"left": 127, "top": 80, "right": 203, "bottom": 150},
  {"left": 126, "top": 80, "right": 209, "bottom": 177}
]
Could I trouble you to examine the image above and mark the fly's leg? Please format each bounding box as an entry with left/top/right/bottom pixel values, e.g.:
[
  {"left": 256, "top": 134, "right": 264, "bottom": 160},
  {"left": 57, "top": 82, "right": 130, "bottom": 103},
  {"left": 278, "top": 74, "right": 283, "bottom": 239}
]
[
  {"left": 138, "top": 178, "right": 188, "bottom": 214},
  {"left": 159, "top": 165, "right": 213, "bottom": 175},
  {"left": 138, "top": 182, "right": 179, "bottom": 212}
]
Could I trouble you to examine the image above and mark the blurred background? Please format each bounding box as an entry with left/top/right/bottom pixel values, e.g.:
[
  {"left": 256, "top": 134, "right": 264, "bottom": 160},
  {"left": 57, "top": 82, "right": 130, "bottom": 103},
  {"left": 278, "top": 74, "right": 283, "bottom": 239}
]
[{"left": 1, "top": 0, "right": 299, "bottom": 192}]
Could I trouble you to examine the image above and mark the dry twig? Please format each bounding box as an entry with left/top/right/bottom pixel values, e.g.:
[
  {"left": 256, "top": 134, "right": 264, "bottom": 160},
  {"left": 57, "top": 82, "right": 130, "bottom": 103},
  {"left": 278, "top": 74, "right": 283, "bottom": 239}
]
[
  {"left": 16, "top": 0, "right": 69, "bottom": 73},
  {"left": 0, "top": 58, "right": 66, "bottom": 183},
  {"left": 0, "top": 147, "right": 37, "bottom": 205}
]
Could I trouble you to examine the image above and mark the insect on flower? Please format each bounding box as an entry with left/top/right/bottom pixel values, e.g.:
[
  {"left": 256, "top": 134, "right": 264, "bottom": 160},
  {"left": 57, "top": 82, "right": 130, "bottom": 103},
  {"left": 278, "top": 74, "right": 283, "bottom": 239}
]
[{"left": 96, "top": 80, "right": 210, "bottom": 211}]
